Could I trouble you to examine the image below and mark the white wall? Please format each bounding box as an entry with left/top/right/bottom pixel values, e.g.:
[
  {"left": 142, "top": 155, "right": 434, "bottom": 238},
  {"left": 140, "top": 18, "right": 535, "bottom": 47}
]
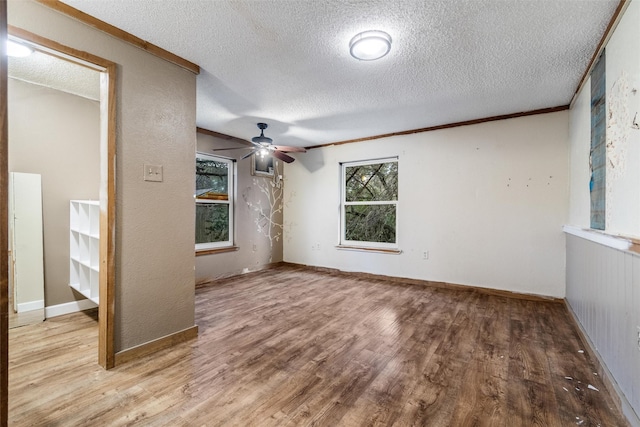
[
  {"left": 285, "top": 111, "right": 569, "bottom": 298},
  {"left": 567, "top": 1, "right": 640, "bottom": 424},
  {"left": 568, "top": 76, "right": 592, "bottom": 227},
  {"left": 9, "top": 0, "right": 197, "bottom": 352},
  {"left": 195, "top": 133, "right": 284, "bottom": 283}
]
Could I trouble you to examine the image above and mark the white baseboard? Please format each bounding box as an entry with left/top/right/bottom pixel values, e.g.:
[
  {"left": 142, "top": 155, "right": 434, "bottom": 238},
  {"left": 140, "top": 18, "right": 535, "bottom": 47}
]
[
  {"left": 45, "top": 299, "right": 97, "bottom": 319},
  {"left": 17, "top": 299, "right": 44, "bottom": 313}
]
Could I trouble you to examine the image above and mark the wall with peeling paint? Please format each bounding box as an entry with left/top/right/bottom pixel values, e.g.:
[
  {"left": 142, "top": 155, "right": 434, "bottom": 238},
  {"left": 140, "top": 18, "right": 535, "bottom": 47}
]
[
  {"left": 569, "top": 1, "right": 640, "bottom": 236},
  {"left": 567, "top": 1, "right": 640, "bottom": 424},
  {"left": 284, "top": 111, "right": 569, "bottom": 298},
  {"left": 603, "top": 0, "right": 640, "bottom": 237}
]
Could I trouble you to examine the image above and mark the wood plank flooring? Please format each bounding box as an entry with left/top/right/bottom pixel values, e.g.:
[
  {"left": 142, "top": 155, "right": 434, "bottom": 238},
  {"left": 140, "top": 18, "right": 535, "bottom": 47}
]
[{"left": 8, "top": 265, "right": 628, "bottom": 426}]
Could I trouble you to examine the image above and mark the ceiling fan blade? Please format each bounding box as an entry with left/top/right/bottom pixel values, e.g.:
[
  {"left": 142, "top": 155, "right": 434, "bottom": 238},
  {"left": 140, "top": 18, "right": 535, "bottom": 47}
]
[
  {"left": 241, "top": 150, "right": 257, "bottom": 160},
  {"left": 271, "top": 150, "right": 295, "bottom": 163},
  {"left": 212, "top": 146, "right": 252, "bottom": 151},
  {"left": 271, "top": 145, "right": 306, "bottom": 153}
]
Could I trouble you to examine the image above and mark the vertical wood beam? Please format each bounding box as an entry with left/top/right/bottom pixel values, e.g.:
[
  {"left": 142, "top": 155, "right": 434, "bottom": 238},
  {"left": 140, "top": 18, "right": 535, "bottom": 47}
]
[
  {"left": 98, "top": 64, "right": 116, "bottom": 369},
  {"left": 0, "top": 1, "right": 9, "bottom": 425}
]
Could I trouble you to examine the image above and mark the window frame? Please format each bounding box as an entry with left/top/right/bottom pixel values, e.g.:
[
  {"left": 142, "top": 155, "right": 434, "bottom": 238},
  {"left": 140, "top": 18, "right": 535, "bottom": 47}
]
[
  {"left": 195, "top": 152, "right": 235, "bottom": 251},
  {"left": 340, "top": 157, "right": 399, "bottom": 250}
]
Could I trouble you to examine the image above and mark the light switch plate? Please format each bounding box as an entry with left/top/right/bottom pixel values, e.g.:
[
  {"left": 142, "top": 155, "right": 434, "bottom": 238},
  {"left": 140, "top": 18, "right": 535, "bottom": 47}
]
[{"left": 144, "top": 164, "right": 163, "bottom": 182}]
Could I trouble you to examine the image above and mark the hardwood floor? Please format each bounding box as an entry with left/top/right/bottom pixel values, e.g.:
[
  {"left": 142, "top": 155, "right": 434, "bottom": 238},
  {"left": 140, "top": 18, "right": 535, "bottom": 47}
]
[{"left": 8, "top": 265, "right": 628, "bottom": 426}]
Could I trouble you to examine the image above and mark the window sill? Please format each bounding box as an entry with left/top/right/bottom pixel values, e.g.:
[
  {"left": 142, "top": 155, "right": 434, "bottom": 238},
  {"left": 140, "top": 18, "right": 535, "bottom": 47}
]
[
  {"left": 336, "top": 245, "right": 402, "bottom": 254},
  {"left": 196, "top": 246, "right": 239, "bottom": 256},
  {"left": 562, "top": 225, "right": 637, "bottom": 253}
]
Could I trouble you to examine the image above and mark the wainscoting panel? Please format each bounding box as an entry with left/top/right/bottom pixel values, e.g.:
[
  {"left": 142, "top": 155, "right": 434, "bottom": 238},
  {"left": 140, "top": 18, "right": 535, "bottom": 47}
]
[{"left": 566, "top": 233, "right": 640, "bottom": 424}]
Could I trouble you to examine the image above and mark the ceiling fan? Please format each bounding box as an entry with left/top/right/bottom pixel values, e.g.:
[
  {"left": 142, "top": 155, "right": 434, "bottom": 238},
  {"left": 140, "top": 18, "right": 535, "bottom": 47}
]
[{"left": 213, "top": 123, "right": 306, "bottom": 163}]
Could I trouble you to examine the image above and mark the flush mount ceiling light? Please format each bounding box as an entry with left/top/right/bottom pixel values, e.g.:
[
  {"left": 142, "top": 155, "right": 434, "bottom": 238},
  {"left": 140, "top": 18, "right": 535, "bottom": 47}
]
[
  {"left": 349, "top": 30, "right": 392, "bottom": 61},
  {"left": 6, "top": 39, "right": 33, "bottom": 57}
]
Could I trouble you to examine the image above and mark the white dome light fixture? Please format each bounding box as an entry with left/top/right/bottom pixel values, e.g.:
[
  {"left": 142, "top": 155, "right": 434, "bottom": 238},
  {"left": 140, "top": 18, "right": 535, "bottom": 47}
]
[
  {"left": 6, "top": 40, "right": 33, "bottom": 58},
  {"left": 349, "top": 30, "right": 392, "bottom": 61}
]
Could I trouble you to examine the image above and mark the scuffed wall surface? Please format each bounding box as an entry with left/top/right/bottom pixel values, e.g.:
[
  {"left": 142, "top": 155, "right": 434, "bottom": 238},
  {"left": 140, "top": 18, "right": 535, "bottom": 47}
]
[
  {"left": 195, "top": 133, "right": 284, "bottom": 283},
  {"left": 285, "top": 112, "right": 569, "bottom": 298}
]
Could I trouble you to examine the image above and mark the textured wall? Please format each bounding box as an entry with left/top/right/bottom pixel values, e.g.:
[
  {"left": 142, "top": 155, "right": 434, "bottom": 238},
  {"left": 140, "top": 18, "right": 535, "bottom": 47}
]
[
  {"left": 8, "top": 79, "right": 100, "bottom": 307},
  {"left": 195, "top": 133, "right": 284, "bottom": 282},
  {"left": 8, "top": 0, "right": 197, "bottom": 352},
  {"left": 565, "top": 234, "right": 640, "bottom": 424},
  {"left": 284, "top": 111, "right": 569, "bottom": 298}
]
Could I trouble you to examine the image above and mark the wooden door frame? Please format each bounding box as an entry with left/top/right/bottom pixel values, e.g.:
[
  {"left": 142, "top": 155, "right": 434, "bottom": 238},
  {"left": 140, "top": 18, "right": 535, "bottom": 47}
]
[
  {"left": 4, "top": 27, "right": 117, "bottom": 369},
  {"left": 1, "top": 1, "right": 10, "bottom": 425}
]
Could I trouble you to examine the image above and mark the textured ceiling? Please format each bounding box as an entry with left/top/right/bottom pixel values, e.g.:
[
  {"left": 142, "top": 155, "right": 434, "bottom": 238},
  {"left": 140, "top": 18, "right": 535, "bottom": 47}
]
[
  {"left": 61, "top": 0, "right": 618, "bottom": 147},
  {"left": 8, "top": 49, "right": 100, "bottom": 101}
]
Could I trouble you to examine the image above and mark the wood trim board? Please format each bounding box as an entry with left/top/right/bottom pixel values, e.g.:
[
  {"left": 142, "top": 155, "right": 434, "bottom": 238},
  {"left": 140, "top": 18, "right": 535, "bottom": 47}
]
[
  {"left": 571, "top": 0, "right": 629, "bottom": 107},
  {"left": 279, "top": 262, "right": 563, "bottom": 303},
  {"left": 196, "top": 127, "right": 252, "bottom": 146},
  {"left": 1, "top": 2, "right": 9, "bottom": 425},
  {"left": 99, "top": 63, "right": 117, "bottom": 369},
  {"left": 34, "top": 0, "right": 200, "bottom": 75},
  {"left": 306, "top": 105, "right": 569, "bottom": 150},
  {"left": 114, "top": 326, "right": 198, "bottom": 366}
]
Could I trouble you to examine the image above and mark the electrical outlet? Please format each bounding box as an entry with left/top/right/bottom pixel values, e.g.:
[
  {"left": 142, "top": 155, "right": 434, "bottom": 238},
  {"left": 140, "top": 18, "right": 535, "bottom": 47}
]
[
  {"left": 422, "top": 250, "right": 429, "bottom": 260},
  {"left": 637, "top": 326, "right": 640, "bottom": 351}
]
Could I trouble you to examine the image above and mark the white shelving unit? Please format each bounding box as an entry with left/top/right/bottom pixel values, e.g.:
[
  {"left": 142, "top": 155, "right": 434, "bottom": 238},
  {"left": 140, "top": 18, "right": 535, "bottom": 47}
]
[{"left": 69, "top": 200, "right": 100, "bottom": 304}]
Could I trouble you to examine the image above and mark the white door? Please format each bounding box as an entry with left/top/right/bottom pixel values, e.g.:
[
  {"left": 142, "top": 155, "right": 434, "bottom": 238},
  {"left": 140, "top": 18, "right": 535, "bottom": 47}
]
[{"left": 9, "top": 172, "right": 45, "bottom": 313}]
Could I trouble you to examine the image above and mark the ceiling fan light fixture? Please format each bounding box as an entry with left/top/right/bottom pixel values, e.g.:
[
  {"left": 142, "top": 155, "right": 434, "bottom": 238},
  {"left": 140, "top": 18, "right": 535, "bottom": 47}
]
[
  {"left": 252, "top": 122, "right": 273, "bottom": 145},
  {"left": 349, "top": 30, "right": 391, "bottom": 61}
]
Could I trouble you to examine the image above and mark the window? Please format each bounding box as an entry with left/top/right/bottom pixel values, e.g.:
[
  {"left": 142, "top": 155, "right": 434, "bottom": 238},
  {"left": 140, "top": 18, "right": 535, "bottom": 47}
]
[
  {"left": 341, "top": 158, "right": 398, "bottom": 248},
  {"left": 195, "top": 153, "right": 234, "bottom": 250}
]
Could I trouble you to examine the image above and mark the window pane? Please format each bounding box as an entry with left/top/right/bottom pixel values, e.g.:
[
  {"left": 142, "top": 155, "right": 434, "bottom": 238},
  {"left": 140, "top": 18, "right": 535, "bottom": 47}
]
[
  {"left": 196, "top": 157, "right": 229, "bottom": 200},
  {"left": 196, "top": 203, "right": 229, "bottom": 244},
  {"left": 345, "top": 204, "right": 396, "bottom": 243},
  {"left": 345, "top": 161, "right": 398, "bottom": 202}
]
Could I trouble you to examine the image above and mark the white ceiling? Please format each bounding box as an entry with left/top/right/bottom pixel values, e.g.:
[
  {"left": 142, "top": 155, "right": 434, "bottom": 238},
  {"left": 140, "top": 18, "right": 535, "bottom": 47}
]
[
  {"left": 8, "top": 49, "right": 100, "bottom": 101},
  {"left": 61, "top": 0, "right": 618, "bottom": 147}
]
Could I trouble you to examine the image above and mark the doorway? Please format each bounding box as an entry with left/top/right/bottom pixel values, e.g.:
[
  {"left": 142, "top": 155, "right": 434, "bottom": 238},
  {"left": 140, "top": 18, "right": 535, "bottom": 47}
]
[{"left": 6, "top": 27, "right": 116, "bottom": 369}]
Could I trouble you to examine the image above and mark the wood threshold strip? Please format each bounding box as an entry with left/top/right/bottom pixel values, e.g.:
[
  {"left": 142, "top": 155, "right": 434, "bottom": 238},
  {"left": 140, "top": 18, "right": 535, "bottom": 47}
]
[
  {"left": 196, "top": 246, "right": 239, "bottom": 256},
  {"left": 306, "top": 105, "right": 569, "bottom": 150},
  {"left": 114, "top": 325, "right": 198, "bottom": 366},
  {"left": 570, "top": 0, "right": 628, "bottom": 107},
  {"left": 196, "top": 127, "right": 252, "bottom": 147},
  {"left": 34, "top": 0, "right": 200, "bottom": 75},
  {"left": 282, "top": 262, "right": 563, "bottom": 303}
]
